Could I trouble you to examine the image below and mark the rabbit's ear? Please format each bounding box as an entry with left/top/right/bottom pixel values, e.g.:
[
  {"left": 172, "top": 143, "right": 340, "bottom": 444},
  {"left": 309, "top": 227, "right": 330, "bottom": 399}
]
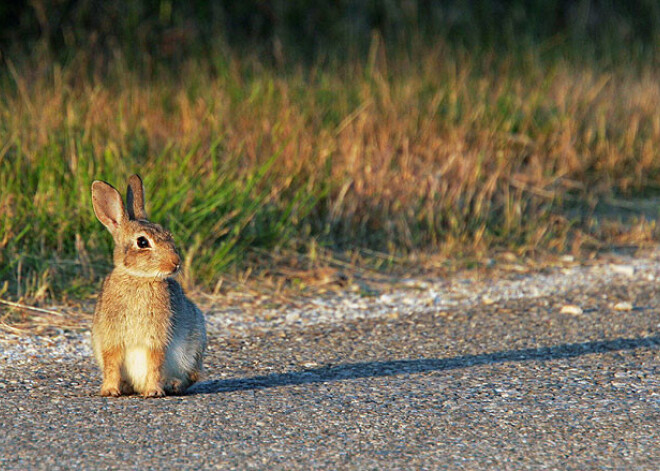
[
  {"left": 92, "top": 180, "right": 127, "bottom": 235},
  {"left": 126, "top": 174, "right": 148, "bottom": 220}
]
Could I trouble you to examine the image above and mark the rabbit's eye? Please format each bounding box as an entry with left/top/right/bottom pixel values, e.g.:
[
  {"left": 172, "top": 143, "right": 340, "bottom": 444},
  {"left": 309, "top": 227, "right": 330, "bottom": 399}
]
[{"left": 137, "top": 236, "right": 150, "bottom": 249}]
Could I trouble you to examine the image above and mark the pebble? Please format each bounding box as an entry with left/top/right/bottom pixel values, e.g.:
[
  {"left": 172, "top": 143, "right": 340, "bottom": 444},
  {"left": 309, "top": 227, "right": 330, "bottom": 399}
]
[
  {"left": 610, "top": 264, "right": 635, "bottom": 277},
  {"left": 560, "top": 305, "right": 584, "bottom": 315},
  {"left": 613, "top": 302, "right": 633, "bottom": 311},
  {"left": 285, "top": 312, "right": 301, "bottom": 323},
  {"left": 379, "top": 294, "right": 395, "bottom": 304},
  {"left": 481, "top": 295, "right": 496, "bottom": 305},
  {"left": 401, "top": 279, "right": 430, "bottom": 289}
]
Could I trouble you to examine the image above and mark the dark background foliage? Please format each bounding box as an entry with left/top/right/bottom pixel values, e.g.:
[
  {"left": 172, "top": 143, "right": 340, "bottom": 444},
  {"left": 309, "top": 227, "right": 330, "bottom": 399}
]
[{"left": 1, "top": 1, "right": 658, "bottom": 67}]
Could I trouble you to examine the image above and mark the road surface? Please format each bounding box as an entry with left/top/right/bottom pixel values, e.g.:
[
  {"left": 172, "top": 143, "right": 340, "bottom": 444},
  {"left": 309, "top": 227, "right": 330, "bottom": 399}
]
[{"left": 1, "top": 261, "right": 659, "bottom": 469}]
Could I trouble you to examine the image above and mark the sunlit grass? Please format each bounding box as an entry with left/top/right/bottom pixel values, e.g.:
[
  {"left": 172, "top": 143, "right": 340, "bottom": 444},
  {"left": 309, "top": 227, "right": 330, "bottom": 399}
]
[{"left": 1, "top": 44, "right": 659, "bottom": 301}]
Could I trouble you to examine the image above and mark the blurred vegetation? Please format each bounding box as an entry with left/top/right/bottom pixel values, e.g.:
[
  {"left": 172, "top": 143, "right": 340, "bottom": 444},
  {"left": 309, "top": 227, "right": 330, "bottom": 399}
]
[
  {"left": 1, "top": 1, "right": 659, "bottom": 303},
  {"left": 1, "top": 1, "right": 659, "bottom": 66}
]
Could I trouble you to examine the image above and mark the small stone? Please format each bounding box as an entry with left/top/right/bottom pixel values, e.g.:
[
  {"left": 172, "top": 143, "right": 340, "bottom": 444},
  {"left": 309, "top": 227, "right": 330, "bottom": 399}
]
[
  {"left": 610, "top": 264, "right": 635, "bottom": 277},
  {"left": 401, "top": 279, "right": 430, "bottom": 289},
  {"left": 285, "top": 312, "right": 300, "bottom": 322},
  {"left": 560, "top": 304, "right": 583, "bottom": 315},
  {"left": 379, "top": 294, "right": 395, "bottom": 304},
  {"left": 481, "top": 295, "right": 496, "bottom": 305},
  {"left": 613, "top": 301, "right": 633, "bottom": 311}
]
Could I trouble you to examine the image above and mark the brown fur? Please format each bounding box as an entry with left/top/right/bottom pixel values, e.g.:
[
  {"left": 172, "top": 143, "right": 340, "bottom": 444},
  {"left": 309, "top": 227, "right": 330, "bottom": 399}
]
[
  {"left": 91, "top": 174, "right": 207, "bottom": 398},
  {"left": 100, "top": 346, "right": 123, "bottom": 397}
]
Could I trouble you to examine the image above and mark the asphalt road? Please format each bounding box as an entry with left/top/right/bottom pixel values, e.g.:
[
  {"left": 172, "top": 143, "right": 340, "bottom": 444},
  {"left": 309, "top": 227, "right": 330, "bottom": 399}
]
[{"left": 1, "top": 274, "right": 658, "bottom": 470}]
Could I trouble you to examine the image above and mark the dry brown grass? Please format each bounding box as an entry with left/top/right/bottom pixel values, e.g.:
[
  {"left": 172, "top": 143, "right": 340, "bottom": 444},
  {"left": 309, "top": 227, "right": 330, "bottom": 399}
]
[{"left": 1, "top": 46, "right": 659, "bottom": 300}]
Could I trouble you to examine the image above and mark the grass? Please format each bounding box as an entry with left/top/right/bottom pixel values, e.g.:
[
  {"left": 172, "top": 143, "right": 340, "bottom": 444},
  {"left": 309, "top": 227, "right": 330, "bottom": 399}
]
[{"left": 1, "top": 40, "right": 659, "bottom": 303}]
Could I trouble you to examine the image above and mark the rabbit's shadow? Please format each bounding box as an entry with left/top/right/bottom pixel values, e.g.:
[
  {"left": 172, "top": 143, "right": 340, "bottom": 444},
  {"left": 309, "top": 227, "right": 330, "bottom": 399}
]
[{"left": 187, "top": 335, "right": 659, "bottom": 395}]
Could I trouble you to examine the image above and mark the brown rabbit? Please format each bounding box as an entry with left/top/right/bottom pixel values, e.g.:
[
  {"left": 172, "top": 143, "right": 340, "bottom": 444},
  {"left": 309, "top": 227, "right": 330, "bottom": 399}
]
[{"left": 91, "top": 174, "right": 206, "bottom": 397}]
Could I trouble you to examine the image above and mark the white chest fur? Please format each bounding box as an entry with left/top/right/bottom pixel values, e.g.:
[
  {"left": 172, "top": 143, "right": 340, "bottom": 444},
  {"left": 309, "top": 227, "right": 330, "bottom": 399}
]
[{"left": 122, "top": 346, "right": 150, "bottom": 391}]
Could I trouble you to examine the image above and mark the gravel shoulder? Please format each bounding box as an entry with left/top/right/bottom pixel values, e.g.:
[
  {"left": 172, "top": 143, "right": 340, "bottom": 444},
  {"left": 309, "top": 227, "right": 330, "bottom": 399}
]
[{"left": 1, "top": 251, "right": 659, "bottom": 469}]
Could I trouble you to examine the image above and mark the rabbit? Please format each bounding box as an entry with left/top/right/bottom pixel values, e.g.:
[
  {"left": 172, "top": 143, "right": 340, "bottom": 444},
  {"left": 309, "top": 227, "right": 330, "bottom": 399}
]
[{"left": 90, "top": 174, "right": 207, "bottom": 397}]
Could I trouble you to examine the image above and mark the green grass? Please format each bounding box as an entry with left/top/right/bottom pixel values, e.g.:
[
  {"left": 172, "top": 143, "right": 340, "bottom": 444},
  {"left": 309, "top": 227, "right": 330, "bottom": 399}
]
[{"left": 1, "top": 41, "right": 659, "bottom": 302}]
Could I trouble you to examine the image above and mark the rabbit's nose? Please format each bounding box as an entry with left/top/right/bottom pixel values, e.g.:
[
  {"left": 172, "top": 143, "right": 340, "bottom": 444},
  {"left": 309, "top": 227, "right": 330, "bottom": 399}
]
[{"left": 170, "top": 253, "right": 182, "bottom": 271}]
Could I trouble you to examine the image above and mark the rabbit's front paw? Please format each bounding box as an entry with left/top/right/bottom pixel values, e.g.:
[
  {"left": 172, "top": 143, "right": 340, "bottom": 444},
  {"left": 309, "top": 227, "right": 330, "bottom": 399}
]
[
  {"left": 143, "top": 386, "right": 165, "bottom": 398},
  {"left": 100, "top": 386, "right": 121, "bottom": 397}
]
